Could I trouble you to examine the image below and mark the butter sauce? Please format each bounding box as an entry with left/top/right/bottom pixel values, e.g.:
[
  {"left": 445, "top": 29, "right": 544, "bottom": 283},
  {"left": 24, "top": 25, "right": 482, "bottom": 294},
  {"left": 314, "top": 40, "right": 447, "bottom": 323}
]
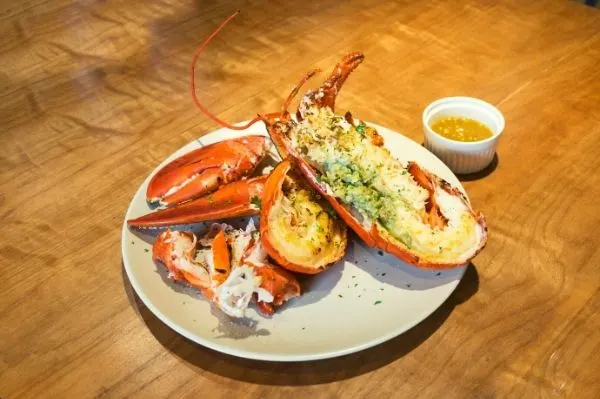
[{"left": 430, "top": 116, "right": 493, "bottom": 142}]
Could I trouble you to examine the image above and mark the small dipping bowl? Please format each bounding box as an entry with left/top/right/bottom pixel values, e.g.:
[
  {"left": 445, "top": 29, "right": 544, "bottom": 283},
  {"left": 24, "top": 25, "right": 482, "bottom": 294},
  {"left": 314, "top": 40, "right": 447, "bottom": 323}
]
[{"left": 422, "top": 96, "right": 505, "bottom": 175}]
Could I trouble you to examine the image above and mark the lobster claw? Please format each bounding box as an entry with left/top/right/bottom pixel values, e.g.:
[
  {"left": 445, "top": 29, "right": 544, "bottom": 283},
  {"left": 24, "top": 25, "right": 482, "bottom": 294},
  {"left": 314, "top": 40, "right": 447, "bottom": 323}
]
[
  {"left": 128, "top": 176, "right": 267, "bottom": 228},
  {"left": 146, "top": 135, "right": 268, "bottom": 207}
]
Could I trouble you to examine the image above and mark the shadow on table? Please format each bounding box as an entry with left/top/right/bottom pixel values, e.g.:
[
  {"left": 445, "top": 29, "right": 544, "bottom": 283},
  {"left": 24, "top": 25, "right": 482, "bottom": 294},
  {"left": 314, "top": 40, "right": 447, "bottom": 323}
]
[
  {"left": 457, "top": 153, "right": 499, "bottom": 182},
  {"left": 122, "top": 261, "right": 479, "bottom": 385}
]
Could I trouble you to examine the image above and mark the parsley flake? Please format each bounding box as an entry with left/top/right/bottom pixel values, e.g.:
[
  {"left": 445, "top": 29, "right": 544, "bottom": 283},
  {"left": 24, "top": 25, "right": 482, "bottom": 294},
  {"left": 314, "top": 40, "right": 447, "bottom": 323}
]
[
  {"left": 374, "top": 300, "right": 382, "bottom": 305},
  {"left": 251, "top": 196, "right": 261, "bottom": 208},
  {"left": 356, "top": 123, "right": 366, "bottom": 135}
]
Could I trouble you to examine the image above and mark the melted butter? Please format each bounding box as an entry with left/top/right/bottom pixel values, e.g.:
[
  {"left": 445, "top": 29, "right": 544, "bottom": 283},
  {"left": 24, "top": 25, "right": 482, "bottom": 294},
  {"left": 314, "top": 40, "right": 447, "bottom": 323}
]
[{"left": 431, "top": 116, "right": 493, "bottom": 142}]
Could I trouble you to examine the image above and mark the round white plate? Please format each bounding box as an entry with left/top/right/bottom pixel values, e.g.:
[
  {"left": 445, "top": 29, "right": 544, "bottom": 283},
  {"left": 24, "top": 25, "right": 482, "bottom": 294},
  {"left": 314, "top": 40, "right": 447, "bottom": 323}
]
[{"left": 122, "top": 121, "right": 468, "bottom": 362}]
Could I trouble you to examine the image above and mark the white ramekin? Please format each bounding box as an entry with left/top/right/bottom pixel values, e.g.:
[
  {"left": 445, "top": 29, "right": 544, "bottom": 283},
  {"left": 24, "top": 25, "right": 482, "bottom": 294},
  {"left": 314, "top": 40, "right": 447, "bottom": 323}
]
[{"left": 422, "top": 96, "right": 505, "bottom": 175}]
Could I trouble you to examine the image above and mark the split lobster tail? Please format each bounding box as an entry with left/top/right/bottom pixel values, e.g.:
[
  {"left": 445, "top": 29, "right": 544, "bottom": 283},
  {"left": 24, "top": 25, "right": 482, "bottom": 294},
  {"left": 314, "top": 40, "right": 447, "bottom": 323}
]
[
  {"left": 263, "top": 51, "right": 488, "bottom": 269},
  {"left": 259, "top": 160, "right": 347, "bottom": 274}
]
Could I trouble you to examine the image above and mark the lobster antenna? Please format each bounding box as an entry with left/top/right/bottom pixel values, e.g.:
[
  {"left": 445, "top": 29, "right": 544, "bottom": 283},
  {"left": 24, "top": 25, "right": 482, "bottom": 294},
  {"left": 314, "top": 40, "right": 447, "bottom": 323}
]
[
  {"left": 281, "top": 69, "right": 321, "bottom": 118},
  {"left": 190, "top": 10, "right": 263, "bottom": 130}
]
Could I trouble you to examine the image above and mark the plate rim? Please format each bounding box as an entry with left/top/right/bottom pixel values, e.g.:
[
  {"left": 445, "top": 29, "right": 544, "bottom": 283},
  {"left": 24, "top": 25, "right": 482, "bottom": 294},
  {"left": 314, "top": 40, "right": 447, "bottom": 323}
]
[{"left": 121, "top": 121, "right": 467, "bottom": 362}]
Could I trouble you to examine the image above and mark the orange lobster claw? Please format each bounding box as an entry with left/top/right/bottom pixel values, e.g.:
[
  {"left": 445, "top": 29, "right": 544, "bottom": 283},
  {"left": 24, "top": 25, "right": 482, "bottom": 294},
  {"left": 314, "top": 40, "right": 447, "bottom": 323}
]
[
  {"left": 128, "top": 175, "right": 266, "bottom": 228},
  {"left": 146, "top": 136, "right": 267, "bottom": 207}
]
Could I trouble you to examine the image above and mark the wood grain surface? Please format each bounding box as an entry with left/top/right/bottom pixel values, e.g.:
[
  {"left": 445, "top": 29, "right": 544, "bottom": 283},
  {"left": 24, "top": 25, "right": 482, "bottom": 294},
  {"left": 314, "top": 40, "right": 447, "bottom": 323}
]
[{"left": 1, "top": 0, "right": 599, "bottom": 397}]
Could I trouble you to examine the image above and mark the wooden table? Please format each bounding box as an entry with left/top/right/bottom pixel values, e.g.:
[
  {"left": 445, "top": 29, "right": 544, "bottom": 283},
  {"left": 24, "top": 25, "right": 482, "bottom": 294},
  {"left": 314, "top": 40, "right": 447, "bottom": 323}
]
[{"left": 2, "top": 0, "right": 599, "bottom": 397}]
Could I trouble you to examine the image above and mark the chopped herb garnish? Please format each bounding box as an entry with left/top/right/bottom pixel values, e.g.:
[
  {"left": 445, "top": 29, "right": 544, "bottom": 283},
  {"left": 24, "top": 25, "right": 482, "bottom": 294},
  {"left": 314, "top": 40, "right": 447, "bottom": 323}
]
[
  {"left": 354, "top": 283, "right": 358, "bottom": 287},
  {"left": 251, "top": 196, "right": 261, "bottom": 208},
  {"left": 378, "top": 251, "right": 384, "bottom": 256},
  {"left": 131, "top": 241, "right": 134, "bottom": 245},
  {"left": 406, "top": 283, "right": 411, "bottom": 288},
  {"left": 381, "top": 273, "right": 386, "bottom": 277},
  {"left": 144, "top": 249, "right": 149, "bottom": 253},
  {"left": 356, "top": 123, "right": 366, "bottom": 135},
  {"left": 338, "top": 294, "right": 343, "bottom": 298},
  {"left": 316, "top": 174, "right": 322, "bottom": 182},
  {"left": 374, "top": 300, "right": 382, "bottom": 305},
  {"left": 436, "top": 272, "right": 442, "bottom": 276},
  {"left": 352, "top": 275, "right": 356, "bottom": 278}
]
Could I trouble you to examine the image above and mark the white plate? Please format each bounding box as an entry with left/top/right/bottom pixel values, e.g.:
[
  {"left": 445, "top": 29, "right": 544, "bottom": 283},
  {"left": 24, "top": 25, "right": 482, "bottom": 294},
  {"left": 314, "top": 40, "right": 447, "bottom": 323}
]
[{"left": 122, "top": 121, "right": 468, "bottom": 362}]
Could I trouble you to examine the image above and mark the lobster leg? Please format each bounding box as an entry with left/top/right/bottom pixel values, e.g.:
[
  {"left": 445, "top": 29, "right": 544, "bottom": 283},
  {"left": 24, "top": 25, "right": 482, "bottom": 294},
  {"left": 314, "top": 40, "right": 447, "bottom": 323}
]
[
  {"left": 407, "top": 162, "right": 447, "bottom": 229},
  {"left": 297, "top": 51, "right": 365, "bottom": 119},
  {"left": 128, "top": 176, "right": 267, "bottom": 228}
]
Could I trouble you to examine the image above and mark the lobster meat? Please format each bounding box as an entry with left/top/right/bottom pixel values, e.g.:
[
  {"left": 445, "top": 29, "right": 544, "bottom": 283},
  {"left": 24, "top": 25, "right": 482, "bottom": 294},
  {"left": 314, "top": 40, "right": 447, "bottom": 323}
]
[
  {"left": 260, "top": 159, "right": 347, "bottom": 274},
  {"left": 152, "top": 222, "right": 301, "bottom": 318}
]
